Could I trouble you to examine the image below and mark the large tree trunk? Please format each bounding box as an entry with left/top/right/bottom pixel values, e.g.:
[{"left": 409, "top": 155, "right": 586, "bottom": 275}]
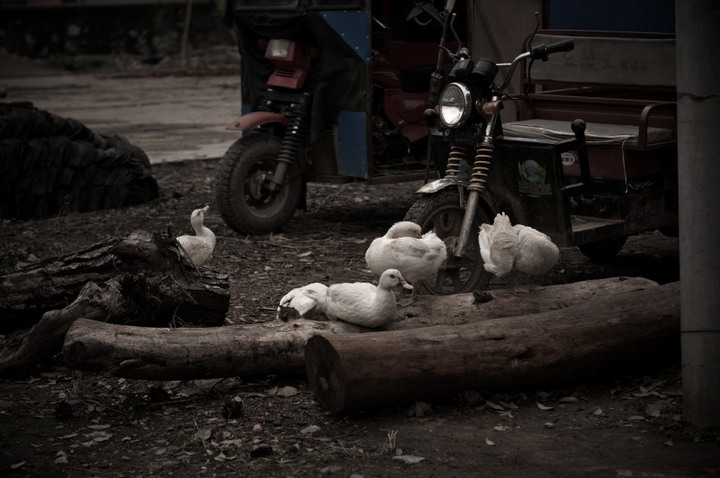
[
  {"left": 62, "top": 277, "right": 659, "bottom": 380},
  {"left": 304, "top": 281, "right": 681, "bottom": 413},
  {"left": 0, "top": 229, "right": 229, "bottom": 376}
]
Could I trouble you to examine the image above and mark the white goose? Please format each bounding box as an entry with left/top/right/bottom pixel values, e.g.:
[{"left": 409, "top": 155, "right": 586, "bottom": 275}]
[
  {"left": 512, "top": 223, "right": 560, "bottom": 278},
  {"left": 479, "top": 212, "right": 559, "bottom": 290},
  {"left": 303, "top": 269, "right": 412, "bottom": 328},
  {"left": 478, "top": 212, "right": 519, "bottom": 277},
  {"left": 277, "top": 282, "right": 328, "bottom": 320},
  {"left": 365, "top": 221, "right": 447, "bottom": 300},
  {"left": 176, "top": 205, "right": 216, "bottom": 266}
]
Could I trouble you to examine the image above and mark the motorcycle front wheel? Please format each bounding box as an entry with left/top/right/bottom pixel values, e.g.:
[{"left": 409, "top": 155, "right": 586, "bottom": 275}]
[
  {"left": 404, "top": 188, "right": 493, "bottom": 294},
  {"left": 216, "top": 134, "right": 303, "bottom": 235}
]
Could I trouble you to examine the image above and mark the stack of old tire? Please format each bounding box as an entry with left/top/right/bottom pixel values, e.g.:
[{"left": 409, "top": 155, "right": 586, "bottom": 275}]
[{"left": 0, "top": 101, "right": 159, "bottom": 219}]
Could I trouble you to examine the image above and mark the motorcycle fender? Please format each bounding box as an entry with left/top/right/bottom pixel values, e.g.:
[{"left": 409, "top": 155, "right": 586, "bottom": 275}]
[
  {"left": 401, "top": 122, "right": 428, "bottom": 143},
  {"left": 415, "top": 177, "right": 469, "bottom": 194},
  {"left": 226, "top": 112, "right": 290, "bottom": 131},
  {"left": 416, "top": 178, "right": 500, "bottom": 220}
]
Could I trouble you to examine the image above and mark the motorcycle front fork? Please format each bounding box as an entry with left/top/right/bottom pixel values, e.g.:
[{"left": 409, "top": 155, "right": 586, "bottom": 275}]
[
  {"left": 454, "top": 140, "right": 494, "bottom": 258},
  {"left": 449, "top": 106, "right": 499, "bottom": 259}
]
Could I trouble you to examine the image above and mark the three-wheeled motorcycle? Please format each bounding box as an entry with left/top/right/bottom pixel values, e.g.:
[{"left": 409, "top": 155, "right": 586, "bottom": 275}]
[
  {"left": 402, "top": 2, "right": 678, "bottom": 294},
  {"left": 217, "top": 0, "right": 679, "bottom": 295},
  {"left": 216, "top": 0, "right": 463, "bottom": 235}
]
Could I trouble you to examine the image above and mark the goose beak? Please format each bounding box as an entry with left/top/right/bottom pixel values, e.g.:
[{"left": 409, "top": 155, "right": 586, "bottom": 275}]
[
  {"left": 399, "top": 276, "right": 413, "bottom": 290},
  {"left": 201, "top": 205, "right": 210, "bottom": 213}
]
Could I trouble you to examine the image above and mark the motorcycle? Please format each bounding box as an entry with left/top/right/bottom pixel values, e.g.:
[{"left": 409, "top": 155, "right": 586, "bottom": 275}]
[
  {"left": 216, "top": 0, "right": 458, "bottom": 235},
  {"left": 403, "top": 1, "right": 576, "bottom": 294}
]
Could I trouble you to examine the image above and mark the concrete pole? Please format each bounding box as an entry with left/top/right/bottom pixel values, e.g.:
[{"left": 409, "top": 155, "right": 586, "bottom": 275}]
[{"left": 676, "top": 1, "right": 720, "bottom": 427}]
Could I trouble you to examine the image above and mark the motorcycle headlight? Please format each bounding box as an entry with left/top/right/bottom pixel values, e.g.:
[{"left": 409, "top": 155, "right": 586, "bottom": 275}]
[
  {"left": 438, "top": 82, "right": 472, "bottom": 128},
  {"left": 266, "top": 39, "right": 291, "bottom": 59}
]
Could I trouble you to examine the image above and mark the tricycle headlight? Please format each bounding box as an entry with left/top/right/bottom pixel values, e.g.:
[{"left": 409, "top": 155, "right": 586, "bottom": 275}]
[
  {"left": 438, "top": 82, "right": 472, "bottom": 128},
  {"left": 266, "top": 39, "right": 291, "bottom": 59}
]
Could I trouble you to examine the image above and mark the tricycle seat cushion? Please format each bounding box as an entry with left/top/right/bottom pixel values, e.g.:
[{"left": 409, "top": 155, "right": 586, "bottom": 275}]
[{"left": 502, "top": 119, "right": 674, "bottom": 147}]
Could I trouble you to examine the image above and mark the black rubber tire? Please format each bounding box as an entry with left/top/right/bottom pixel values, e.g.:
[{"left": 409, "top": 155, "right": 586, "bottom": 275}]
[
  {"left": 0, "top": 102, "right": 157, "bottom": 219},
  {"left": 216, "top": 134, "right": 303, "bottom": 235},
  {"left": 404, "top": 188, "right": 493, "bottom": 294},
  {"left": 578, "top": 236, "right": 628, "bottom": 261}
]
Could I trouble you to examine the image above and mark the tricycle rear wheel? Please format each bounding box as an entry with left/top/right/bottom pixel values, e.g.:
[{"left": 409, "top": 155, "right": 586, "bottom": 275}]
[
  {"left": 216, "top": 134, "right": 303, "bottom": 235},
  {"left": 404, "top": 188, "right": 493, "bottom": 294}
]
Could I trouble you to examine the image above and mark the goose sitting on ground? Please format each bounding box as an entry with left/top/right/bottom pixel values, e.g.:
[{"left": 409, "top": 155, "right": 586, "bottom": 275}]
[
  {"left": 303, "top": 269, "right": 412, "bottom": 328},
  {"left": 365, "top": 221, "right": 447, "bottom": 301},
  {"left": 277, "top": 283, "right": 328, "bottom": 320},
  {"left": 176, "top": 205, "right": 216, "bottom": 266}
]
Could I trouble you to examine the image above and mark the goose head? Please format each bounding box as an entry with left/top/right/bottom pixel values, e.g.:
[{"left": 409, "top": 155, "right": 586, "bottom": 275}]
[
  {"left": 190, "top": 205, "right": 210, "bottom": 231},
  {"left": 379, "top": 268, "right": 414, "bottom": 291},
  {"left": 385, "top": 221, "right": 422, "bottom": 239}
]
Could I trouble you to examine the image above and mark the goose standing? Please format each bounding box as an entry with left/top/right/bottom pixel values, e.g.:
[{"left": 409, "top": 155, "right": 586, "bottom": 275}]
[
  {"left": 478, "top": 212, "right": 519, "bottom": 278},
  {"left": 303, "top": 269, "right": 412, "bottom": 328},
  {"left": 176, "top": 205, "right": 216, "bottom": 266},
  {"left": 512, "top": 223, "right": 560, "bottom": 281},
  {"left": 365, "top": 221, "right": 447, "bottom": 301},
  {"left": 479, "top": 212, "right": 559, "bottom": 290}
]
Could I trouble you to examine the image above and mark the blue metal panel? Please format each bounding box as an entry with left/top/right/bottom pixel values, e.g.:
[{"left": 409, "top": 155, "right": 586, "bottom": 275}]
[
  {"left": 548, "top": 0, "right": 675, "bottom": 33},
  {"left": 336, "top": 110, "right": 367, "bottom": 178},
  {"left": 320, "top": 10, "right": 371, "bottom": 61}
]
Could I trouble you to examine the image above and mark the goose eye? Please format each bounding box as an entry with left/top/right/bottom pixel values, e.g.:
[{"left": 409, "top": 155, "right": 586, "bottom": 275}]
[{"left": 390, "top": 274, "right": 396, "bottom": 279}]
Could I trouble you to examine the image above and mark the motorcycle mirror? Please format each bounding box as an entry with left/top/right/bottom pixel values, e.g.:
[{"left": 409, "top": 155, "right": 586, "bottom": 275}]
[{"left": 445, "top": 0, "right": 455, "bottom": 13}]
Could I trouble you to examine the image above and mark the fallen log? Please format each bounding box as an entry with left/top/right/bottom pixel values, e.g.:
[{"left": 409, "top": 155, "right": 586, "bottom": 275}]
[
  {"left": 1, "top": 240, "right": 119, "bottom": 331},
  {"left": 385, "top": 275, "right": 657, "bottom": 329},
  {"left": 62, "top": 277, "right": 658, "bottom": 380},
  {"left": 0, "top": 229, "right": 229, "bottom": 332},
  {"left": 0, "top": 229, "right": 229, "bottom": 376},
  {"left": 305, "top": 281, "right": 681, "bottom": 413},
  {"left": 0, "top": 280, "right": 127, "bottom": 376}
]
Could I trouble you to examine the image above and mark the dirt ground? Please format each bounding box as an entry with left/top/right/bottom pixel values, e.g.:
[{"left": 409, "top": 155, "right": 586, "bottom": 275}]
[
  {"left": 1, "top": 54, "right": 718, "bottom": 477},
  {"left": 1, "top": 156, "right": 718, "bottom": 478}
]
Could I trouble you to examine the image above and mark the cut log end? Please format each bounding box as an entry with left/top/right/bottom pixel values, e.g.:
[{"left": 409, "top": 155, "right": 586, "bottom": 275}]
[
  {"left": 305, "top": 335, "right": 346, "bottom": 413},
  {"left": 305, "top": 281, "right": 681, "bottom": 413}
]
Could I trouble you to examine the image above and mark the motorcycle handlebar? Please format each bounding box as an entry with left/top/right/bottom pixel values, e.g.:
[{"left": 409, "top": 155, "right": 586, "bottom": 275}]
[
  {"left": 530, "top": 39, "right": 575, "bottom": 61},
  {"left": 456, "top": 47, "right": 471, "bottom": 61},
  {"left": 496, "top": 39, "right": 573, "bottom": 91}
]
